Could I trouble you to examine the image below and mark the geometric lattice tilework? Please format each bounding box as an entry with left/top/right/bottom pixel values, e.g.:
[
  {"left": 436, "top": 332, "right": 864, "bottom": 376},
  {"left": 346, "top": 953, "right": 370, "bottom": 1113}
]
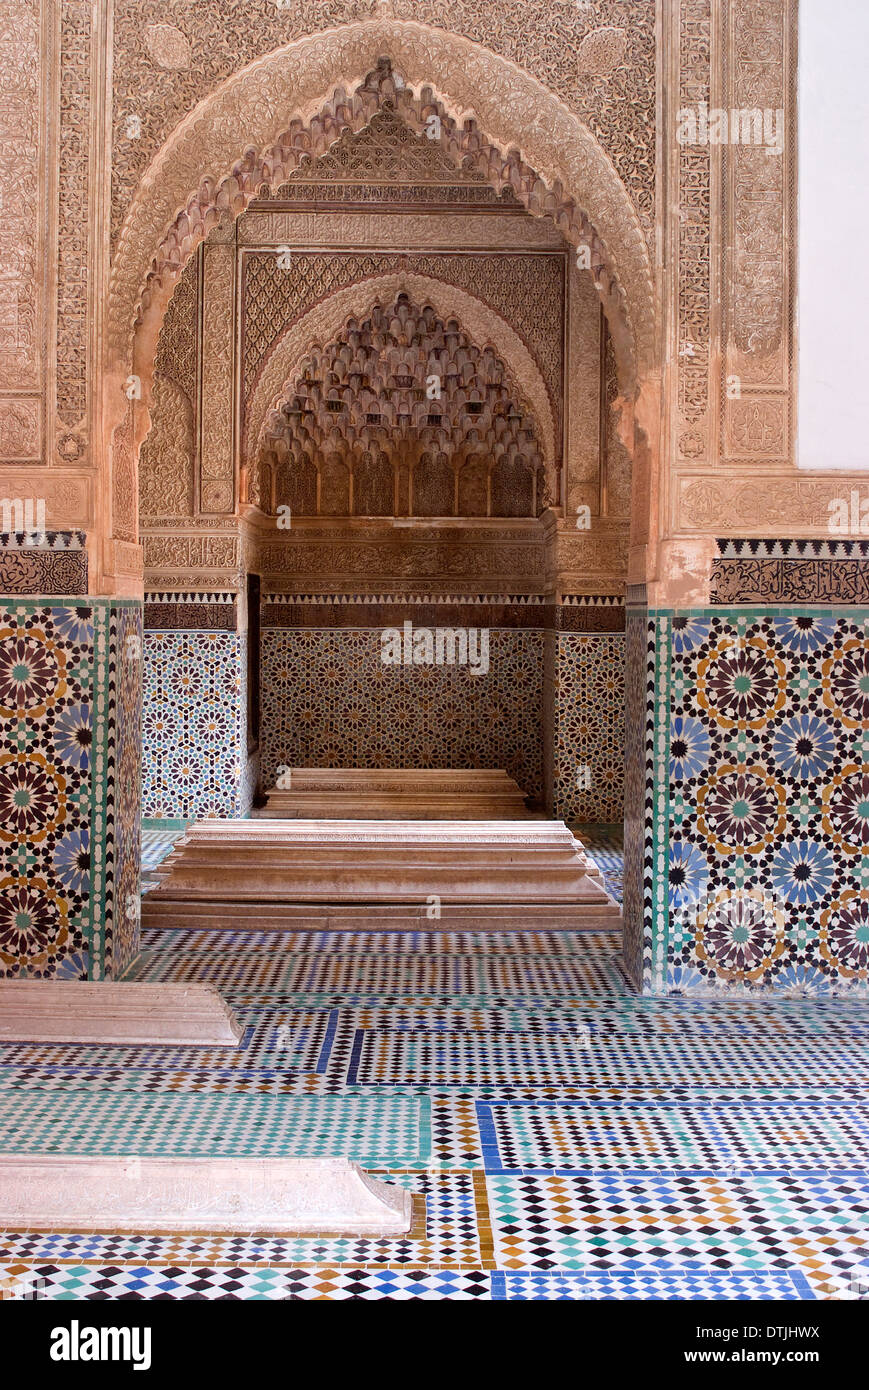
[
  {"left": 4, "top": 924, "right": 869, "bottom": 1300},
  {"left": 490, "top": 1270, "right": 813, "bottom": 1300},
  {"left": 260, "top": 628, "right": 544, "bottom": 800},
  {"left": 554, "top": 633, "right": 625, "bottom": 822},
  {"left": 660, "top": 608, "right": 869, "bottom": 995},
  {"left": 0, "top": 601, "right": 96, "bottom": 979},
  {"left": 0, "top": 598, "right": 141, "bottom": 980},
  {"left": 141, "top": 631, "right": 247, "bottom": 819},
  {"left": 621, "top": 604, "right": 655, "bottom": 990},
  {"left": 107, "top": 604, "right": 143, "bottom": 977}
]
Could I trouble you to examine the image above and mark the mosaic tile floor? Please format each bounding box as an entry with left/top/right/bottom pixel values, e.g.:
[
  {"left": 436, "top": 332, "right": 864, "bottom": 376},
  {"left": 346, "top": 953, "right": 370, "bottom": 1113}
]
[
  {"left": 140, "top": 828, "right": 183, "bottom": 874},
  {"left": 140, "top": 827, "right": 184, "bottom": 894},
  {"left": 2, "top": 828, "right": 869, "bottom": 1300},
  {"left": 574, "top": 824, "right": 624, "bottom": 904}
]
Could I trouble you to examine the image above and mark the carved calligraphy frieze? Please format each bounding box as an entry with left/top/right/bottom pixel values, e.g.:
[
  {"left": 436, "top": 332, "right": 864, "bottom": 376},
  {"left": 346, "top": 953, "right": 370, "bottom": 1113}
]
[
  {"left": 238, "top": 211, "right": 564, "bottom": 250},
  {"left": 0, "top": 400, "right": 41, "bottom": 462},
  {"left": 678, "top": 476, "right": 862, "bottom": 533},
  {"left": 143, "top": 534, "right": 239, "bottom": 571},
  {"left": 676, "top": 0, "right": 712, "bottom": 461},
  {"left": 710, "top": 558, "right": 869, "bottom": 605},
  {"left": 255, "top": 537, "right": 544, "bottom": 581}
]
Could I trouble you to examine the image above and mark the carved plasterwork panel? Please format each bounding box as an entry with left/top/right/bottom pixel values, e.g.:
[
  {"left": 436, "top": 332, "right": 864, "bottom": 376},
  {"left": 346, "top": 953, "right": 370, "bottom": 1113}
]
[
  {"left": 255, "top": 535, "right": 544, "bottom": 584},
  {"left": 244, "top": 250, "right": 565, "bottom": 443},
  {"left": 111, "top": 2, "right": 655, "bottom": 242},
  {"left": 279, "top": 103, "right": 493, "bottom": 190},
  {"left": 144, "top": 22, "right": 191, "bottom": 71},
  {"left": 726, "top": 398, "right": 786, "bottom": 458},
  {"left": 152, "top": 251, "right": 198, "bottom": 403},
  {"left": 139, "top": 378, "right": 194, "bottom": 519},
  {"left": 139, "top": 252, "right": 198, "bottom": 520},
  {"left": 407, "top": 255, "right": 564, "bottom": 426},
  {"left": 107, "top": 33, "right": 654, "bottom": 392},
  {"left": 77, "top": 2, "right": 815, "bottom": 586},
  {"left": 677, "top": 477, "right": 865, "bottom": 534},
  {"left": 565, "top": 261, "right": 602, "bottom": 516},
  {"left": 0, "top": 0, "right": 40, "bottom": 395},
  {"left": 553, "top": 526, "right": 630, "bottom": 592},
  {"left": 200, "top": 241, "right": 235, "bottom": 513},
  {"left": 603, "top": 328, "right": 632, "bottom": 521},
  {"left": 669, "top": 0, "right": 797, "bottom": 494},
  {"left": 111, "top": 404, "right": 138, "bottom": 545},
  {"left": 240, "top": 252, "right": 561, "bottom": 439},
  {"left": 55, "top": 0, "right": 93, "bottom": 457},
  {"left": 675, "top": 0, "right": 713, "bottom": 462},
  {"left": 722, "top": 0, "right": 793, "bottom": 462},
  {"left": 0, "top": 470, "right": 90, "bottom": 529},
  {"left": 239, "top": 210, "right": 564, "bottom": 250},
  {"left": 143, "top": 534, "right": 239, "bottom": 571},
  {"left": 244, "top": 251, "right": 401, "bottom": 399}
]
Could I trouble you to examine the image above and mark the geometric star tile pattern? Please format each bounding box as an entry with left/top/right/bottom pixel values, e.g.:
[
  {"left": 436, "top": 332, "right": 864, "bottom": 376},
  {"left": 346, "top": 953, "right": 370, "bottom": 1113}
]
[
  {"left": 0, "top": 599, "right": 142, "bottom": 981},
  {"left": 659, "top": 609, "right": 869, "bottom": 995},
  {"left": 479, "top": 1098, "right": 869, "bottom": 1173}
]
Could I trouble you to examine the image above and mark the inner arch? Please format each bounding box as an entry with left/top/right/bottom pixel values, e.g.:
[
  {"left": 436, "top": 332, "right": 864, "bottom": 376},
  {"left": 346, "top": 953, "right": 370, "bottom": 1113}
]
[{"left": 255, "top": 289, "right": 547, "bottom": 520}]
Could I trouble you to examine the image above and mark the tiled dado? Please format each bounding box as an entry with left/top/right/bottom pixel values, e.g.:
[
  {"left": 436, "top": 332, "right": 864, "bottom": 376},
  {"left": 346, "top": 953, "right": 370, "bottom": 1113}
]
[
  {"left": 260, "top": 625, "right": 546, "bottom": 802},
  {"left": 0, "top": 598, "right": 142, "bottom": 980},
  {"left": 259, "top": 598, "right": 626, "bottom": 814},
  {"left": 627, "top": 605, "right": 869, "bottom": 997},
  {"left": 142, "top": 631, "right": 249, "bottom": 821},
  {"left": 553, "top": 632, "right": 625, "bottom": 823}
]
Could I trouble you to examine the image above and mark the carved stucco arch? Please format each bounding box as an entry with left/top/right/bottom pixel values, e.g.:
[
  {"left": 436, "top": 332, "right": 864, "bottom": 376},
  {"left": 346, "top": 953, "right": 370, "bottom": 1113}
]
[
  {"left": 108, "top": 21, "right": 656, "bottom": 365},
  {"left": 105, "top": 19, "right": 660, "bottom": 576},
  {"left": 244, "top": 273, "right": 558, "bottom": 504}
]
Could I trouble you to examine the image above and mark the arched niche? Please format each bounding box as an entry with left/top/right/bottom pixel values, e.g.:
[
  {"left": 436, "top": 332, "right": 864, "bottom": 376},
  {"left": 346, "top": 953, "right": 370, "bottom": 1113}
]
[{"left": 103, "top": 25, "right": 659, "bottom": 583}]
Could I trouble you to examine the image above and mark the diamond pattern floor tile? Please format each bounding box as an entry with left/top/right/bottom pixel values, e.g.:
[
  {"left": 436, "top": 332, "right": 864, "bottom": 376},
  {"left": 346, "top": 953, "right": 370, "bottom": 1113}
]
[{"left": 3, "top": 826, "right": 866, "bottom": 1299}]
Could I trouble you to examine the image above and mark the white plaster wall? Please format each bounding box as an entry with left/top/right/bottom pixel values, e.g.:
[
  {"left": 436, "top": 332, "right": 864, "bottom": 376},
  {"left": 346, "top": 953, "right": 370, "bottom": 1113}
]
[{"left": 798, "top": 1, "right": 869, "bottom": 470}]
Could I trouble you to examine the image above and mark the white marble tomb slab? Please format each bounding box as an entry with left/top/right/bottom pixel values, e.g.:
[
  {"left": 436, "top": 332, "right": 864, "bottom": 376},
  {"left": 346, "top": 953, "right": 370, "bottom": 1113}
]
[
  {"left": 0, "top": 1156, "right": 413, "bottom": 1234},
  {"left": 0, "top": 982, "right": 243, "bottom": 1046}
]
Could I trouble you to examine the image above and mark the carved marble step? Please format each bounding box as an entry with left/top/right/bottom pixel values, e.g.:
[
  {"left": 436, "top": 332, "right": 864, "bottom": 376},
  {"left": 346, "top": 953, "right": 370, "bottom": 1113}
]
[
  {"left": 146, "top": 818, "right": 618, "bottom": 918},
  {"left": 142, "top": 901, "right": 620, "bottom": 929},
  {"left": 0, "top": 1156, "right": 412, "bottom": 1235},
  {"left": 0, "top": 983, "right": 243, "bottom": 1046},
  {"left": 165, "top": 819, "right": 578, "bottom": 847},
  {"left": 259, "top": 768, "right": 529, "bottom": 819}
]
